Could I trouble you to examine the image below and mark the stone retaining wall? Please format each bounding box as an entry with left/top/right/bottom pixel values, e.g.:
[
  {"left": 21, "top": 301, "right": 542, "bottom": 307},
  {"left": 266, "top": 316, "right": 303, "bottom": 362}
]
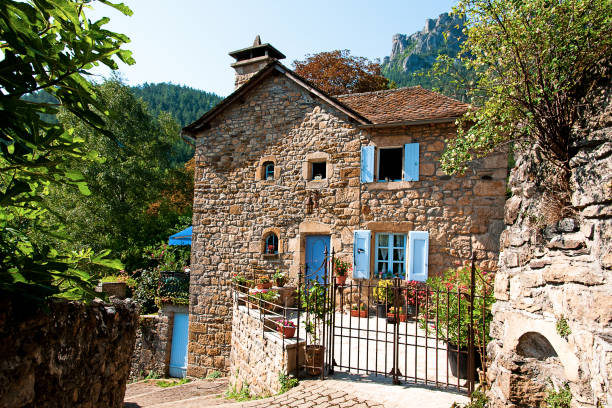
[
  {"left": 229, "top": 304, "right": 301, "bottom": 396},
  {"left": 130, "top": 304, "right": 188, "bottom": 379},
  {"left": 487, "top": 79, "right": 612, "bottom": 407},
  {"left": 0, "top": 297, "right": 139, "bottom": 408}
]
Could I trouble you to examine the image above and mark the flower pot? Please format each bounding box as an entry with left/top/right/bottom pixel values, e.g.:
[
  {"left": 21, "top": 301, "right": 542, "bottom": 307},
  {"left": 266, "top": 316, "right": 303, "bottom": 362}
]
[
  {"left": 399, "top": 314, "right": 408, "bottom": 322},
  {"left": 275, "top": 278, "right": 286, "bottom": 287},
  {"left": 350, "top": 309, "right": 367, "bottom": 318},
  {"left": 335, "top": 275, "right": 347, "bottom": 286},
  {"left": 304, "top": 345, "right": 325, "bottom": 375},
  {"left": 257, "top": 282, "right": 272, "bottom": 289},
  {"left": 277, "top": 325, "right": 296, "bottom": 338},
  {"left": 447, "top": 343, "right": 481, "bottom": 380},
  {"left": 375, "top": 303, "right": 387, "bottom": 318}
]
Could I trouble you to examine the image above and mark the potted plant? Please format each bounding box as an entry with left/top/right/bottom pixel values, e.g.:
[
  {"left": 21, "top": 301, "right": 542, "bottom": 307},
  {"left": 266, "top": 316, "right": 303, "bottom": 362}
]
[
  {"left": 403, "top": 280, "right": 428, "bottom": 317},
  {"left": 257, "top": 277, "right": 272, "bottom": 289},
  {"left": 248, "top": 288, "right": 279, "bottom": 312},
  {"left": 373, "top": 279, "right": 395, "bottom": 318},
  {"left": 419, "top": 266, "right": 494, "bottom": 380},
  {"left": 272, "top": 270, "right": 287, "bottom": 287},
  {"left": 231, "top": 273, "right": 249, "bottom": 293},
  {"left": 276, "top": 319, "right": 296, "bottom": 338},
  {"left": 300, "top": 282, "right": 328, "bottom": 375},
  {"left": 333, "top": 258, "right": 350, "bottom": 286},
  {"left": 350, "top": 303, "right": 368, "bottom": 318}
]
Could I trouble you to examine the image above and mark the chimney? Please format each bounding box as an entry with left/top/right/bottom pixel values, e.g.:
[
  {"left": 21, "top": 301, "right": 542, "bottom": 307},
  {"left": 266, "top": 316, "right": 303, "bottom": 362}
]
[{"left": 229, "top": 35, "right": 286, "bottom": 89}]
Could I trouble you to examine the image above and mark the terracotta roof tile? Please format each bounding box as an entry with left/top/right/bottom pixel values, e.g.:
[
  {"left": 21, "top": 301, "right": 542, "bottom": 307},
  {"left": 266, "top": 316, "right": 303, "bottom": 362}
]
[{"left": 335, "top": 87, "right": 469, "bottom": 124}]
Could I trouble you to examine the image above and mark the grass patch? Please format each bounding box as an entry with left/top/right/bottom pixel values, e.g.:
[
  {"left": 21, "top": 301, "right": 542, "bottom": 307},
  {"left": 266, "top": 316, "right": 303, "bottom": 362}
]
[
  {"left": 206, "top": 370, "right": 222, "bottom": 379},
  {"left": 278, "top": 372, "right": 298, "bottom": 395},
  {"left": 155, "top": 378, "right": 191, "bottom": 388}
]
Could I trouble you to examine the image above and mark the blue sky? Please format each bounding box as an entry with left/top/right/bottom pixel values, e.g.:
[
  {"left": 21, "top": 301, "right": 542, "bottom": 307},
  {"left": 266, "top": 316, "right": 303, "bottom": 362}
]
[{"left": 90, "top": 0, "right": 457, "bottom": 96}]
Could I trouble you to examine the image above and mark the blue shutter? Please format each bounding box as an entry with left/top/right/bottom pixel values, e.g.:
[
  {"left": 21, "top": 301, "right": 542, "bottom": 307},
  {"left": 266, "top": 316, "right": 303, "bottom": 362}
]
[
  {"left": 353, "top": 230, "right": 371, "bottom": 279},
  {"left": 361, "top": 146, "right": 374, "bottom": 183},
  {"left": 403, "top": 143, "right": 419, "bottom": 181},
  {"left": 407, "top": 231, "right": 429, "bottom": 282}
]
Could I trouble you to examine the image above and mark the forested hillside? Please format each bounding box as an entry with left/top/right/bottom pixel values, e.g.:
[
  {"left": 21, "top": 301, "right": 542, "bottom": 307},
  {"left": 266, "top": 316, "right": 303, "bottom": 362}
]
[
  {"left": 23, "top": 82, "right": 223, "bottom": 128},
  {"left": 130, "top": 82, "right": 223, "bottom": 127}
]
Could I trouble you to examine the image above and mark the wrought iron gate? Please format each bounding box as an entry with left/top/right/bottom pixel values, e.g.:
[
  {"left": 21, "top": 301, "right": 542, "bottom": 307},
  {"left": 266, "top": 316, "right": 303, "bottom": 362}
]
[{"left": 299, "top": 249, "right": 491, "bottom": 395}]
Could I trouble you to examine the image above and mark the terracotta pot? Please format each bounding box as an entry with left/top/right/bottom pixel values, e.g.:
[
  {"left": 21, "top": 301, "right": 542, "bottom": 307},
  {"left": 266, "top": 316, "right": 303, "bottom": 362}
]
[
  {"left": 350, "top": 309, "right": 367, "bottom": 318},
  {"left": 304, "top": 345, "right": 325, "bottom": 375},
  {"left": 256, "top": 282, "right": 272, "bottom": 289},
  {"left": 277, "top": 325, "right": 296, "bottom": 338},
  {"left": 399, "top": 314, "right": 408, "bottom": 322},
  {"left": 335, "top": 275, "right": 347, "bottom": 286}
]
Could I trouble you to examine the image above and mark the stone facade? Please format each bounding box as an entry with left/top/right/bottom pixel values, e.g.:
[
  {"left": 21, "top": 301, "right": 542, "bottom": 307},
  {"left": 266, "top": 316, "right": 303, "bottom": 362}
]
[
  {"left": 185, "top": 44, "right": 507, "bottom": 377},
  {"left": 130, "top": 304, "right": 188, "bottom": 380},
  {"left": 487, "top": 79, "right": 612, "bottom": 407},
  {"left": 229, "top": 305, "right": 301, "bottom": 396},
  {"left": 0, "top": 297, "right": 138, "bottom": 408}
]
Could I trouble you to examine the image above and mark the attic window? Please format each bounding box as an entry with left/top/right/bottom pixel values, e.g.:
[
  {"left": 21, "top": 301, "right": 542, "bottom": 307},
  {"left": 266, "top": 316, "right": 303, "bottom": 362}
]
[
  {"left": 311, "top": 162, "right": 326, "bottom": 180},
  {"left": 263, "top": 161, "right": 275, "bottom": 180},
  {"left": 378, "top": 147, "right": 403, "bottom": 181}
]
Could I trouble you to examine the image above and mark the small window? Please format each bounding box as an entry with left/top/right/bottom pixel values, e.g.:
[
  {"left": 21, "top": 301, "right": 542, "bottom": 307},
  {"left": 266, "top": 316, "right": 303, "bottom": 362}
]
[
  {"left": 311, "top": 162, "right": 326, "bottom": 180},
  {"left": 263, "top": 161, "right": 274, "bottom": 180},
  {"left": 265, "top": 233, "right": 278, "bottom": 254},
  {"left": 378, "top": 148, "right": 403, "bottom": 182},
  {"left": 375, "top": 233, "right": 406, "bottom": 279}
]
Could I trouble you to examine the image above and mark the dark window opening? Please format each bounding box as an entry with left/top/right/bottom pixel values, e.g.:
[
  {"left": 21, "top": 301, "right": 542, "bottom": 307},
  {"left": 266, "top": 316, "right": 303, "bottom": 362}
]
[
  {"left": 379, "top": 148, "right": 403, "bottom": 181},
  {"left": 481, "top": 175, "right": 492, "bottom": 180},
  {"left": 264, "top": 162, "right": 274, "bottom": 180},
  {"left": 265, "top": 233, "right": 278, "bottom": 254},
  {"left": 311, "top": 162, "right": 326, "bottom": 180}
]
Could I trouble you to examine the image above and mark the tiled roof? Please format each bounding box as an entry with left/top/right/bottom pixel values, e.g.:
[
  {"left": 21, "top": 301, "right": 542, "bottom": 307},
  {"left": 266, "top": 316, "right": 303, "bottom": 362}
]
[{"left": 335, "top": 87, "right": 470, "bottom": 124}]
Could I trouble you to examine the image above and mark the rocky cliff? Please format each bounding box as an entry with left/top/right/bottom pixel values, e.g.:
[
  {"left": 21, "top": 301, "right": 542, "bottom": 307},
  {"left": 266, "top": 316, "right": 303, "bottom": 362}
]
[{"left": 382, "top": 12, "right": 467, "bottom": 96}]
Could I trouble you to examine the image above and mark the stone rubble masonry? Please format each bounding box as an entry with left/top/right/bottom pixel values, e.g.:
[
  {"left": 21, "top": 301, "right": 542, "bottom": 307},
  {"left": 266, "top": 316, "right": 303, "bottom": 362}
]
[
  {"left": 130, "top": 304, "right": 188, "bottom": 380},
  {"left": 0, "top": 297, "right": 139, "bottom": 408},
  {"left": 487, "top": 79, "right": 612, "bottom": 407},
  {"left": 229, "top": 304, "right": 301, "bottom": 396},
  {"left": 189, "top": 73, "right": 507, "bottom": 376}
]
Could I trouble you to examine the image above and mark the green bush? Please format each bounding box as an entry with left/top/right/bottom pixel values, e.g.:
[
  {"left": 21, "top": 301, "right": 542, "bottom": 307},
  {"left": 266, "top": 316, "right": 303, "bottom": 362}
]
[
  {"left": 545, "top": 384, "right": 572, "bottom": 408},
  {"left": 134, "top": 268, "right": 160, "bottom": 314}
]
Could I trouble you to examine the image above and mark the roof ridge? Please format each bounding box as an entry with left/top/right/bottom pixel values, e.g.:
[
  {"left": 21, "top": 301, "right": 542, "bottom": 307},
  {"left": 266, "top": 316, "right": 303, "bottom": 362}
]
[{"left": 335, "top": 86, "right": 423, "bottom": 98}]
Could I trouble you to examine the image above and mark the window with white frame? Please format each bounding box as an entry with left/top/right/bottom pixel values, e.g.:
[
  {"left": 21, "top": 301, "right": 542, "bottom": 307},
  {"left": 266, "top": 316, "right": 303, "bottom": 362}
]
[{"left": 375, "top": 233, "right": 406, "bottom": 279}]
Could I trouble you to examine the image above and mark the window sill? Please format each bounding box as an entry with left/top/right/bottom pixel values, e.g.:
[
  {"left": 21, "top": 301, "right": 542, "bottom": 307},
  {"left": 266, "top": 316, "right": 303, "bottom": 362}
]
[
  {"left": 262, "top": 253, "right": 280, "bottom": 259},
  {"left": 306, "top": 179, "right": 328, "bottom": 189},
  {"left": 365, "top": 180, "right": 418, "bottom": 190}
]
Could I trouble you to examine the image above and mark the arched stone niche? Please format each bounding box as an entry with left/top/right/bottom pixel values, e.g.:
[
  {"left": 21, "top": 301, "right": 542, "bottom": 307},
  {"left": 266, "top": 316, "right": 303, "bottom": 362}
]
[
  {"left": 516, "top": 332, "right": 558, "bottom": 360},
  {"left": 504, "top": 312, "right": 579, "bottom": 382}
]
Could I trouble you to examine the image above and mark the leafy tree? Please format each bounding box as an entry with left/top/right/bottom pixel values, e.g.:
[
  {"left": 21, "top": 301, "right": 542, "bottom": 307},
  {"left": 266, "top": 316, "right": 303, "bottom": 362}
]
[
  {"left": 0, "top": 0, "right": 134, "bottom": 301},
  {"left": 46, "top": 79, "right": 193, "bottom": 260},
  {"left": 441, "top": 0, "right": 612, "bottom": 192},
  {"left": 293, "top": 50, "right": 390, "bottom": 95}
]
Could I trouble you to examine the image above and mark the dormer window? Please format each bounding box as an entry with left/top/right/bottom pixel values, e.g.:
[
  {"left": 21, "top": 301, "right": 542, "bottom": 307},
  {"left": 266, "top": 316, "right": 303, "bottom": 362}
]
[
  {"left": 264, "top": 162, "right": 275, "bottom": 180},
  {"left": 265, "top": 233, "right": 278, "bottom": 254}
]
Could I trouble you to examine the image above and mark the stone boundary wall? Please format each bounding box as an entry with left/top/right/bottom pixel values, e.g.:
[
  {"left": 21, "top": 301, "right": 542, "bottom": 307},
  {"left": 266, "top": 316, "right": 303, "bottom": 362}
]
[
  {"left": 487, "top": 79, "right": 612, "bottom": 407},
  {"left": 0, "top": 297, "right": 139, "bottom": 408},
  {"left": 130, "top": 304, "right": 188, "bottom": 380},
  {"left": 229, "top": 304, "right": 301, "bottom": 396}
]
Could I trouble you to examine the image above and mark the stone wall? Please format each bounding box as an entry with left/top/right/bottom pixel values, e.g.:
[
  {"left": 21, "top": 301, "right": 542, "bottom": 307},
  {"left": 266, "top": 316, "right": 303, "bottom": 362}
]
[
  {"left": 130, "top": 304, "right": 188, "bottom": 379},
  {"left": 487, "top": 79, "right": 612, "bottom": 407},
  {"left": 229, "top": 304, "right": 300, "bottom": 396},
  {"left": 0, "top": 297, "right": 139, "bottom": 408},
  {"left": 189, "top": 72, "right": 506, "bottom": 375}
]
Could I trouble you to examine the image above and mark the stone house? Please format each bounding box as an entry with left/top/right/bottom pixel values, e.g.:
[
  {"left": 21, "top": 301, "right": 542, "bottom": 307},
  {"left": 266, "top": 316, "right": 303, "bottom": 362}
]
[{"left": 181, "top": 38, "right": 507, "bottom": 376}]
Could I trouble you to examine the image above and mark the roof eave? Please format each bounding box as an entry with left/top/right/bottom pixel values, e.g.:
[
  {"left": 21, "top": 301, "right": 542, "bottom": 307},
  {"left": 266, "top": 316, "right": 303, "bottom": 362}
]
[{"left": 357, "top": 116, "right": 463, "bottom": 129}]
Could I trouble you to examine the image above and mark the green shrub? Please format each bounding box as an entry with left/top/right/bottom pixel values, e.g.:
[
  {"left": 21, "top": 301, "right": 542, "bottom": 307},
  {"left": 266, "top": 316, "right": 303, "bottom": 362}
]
[
  {"left": 278, "top": 372, "right": 298, "bottom": 394},
  {"left": 556, "top": 317, "right": 571, "bottom": 339},
  {"left": 134, "top": 268, "right": 160, "bottom": 314},
  {"left": 545, "top": 384, "right": 572, "bottom": 408}
]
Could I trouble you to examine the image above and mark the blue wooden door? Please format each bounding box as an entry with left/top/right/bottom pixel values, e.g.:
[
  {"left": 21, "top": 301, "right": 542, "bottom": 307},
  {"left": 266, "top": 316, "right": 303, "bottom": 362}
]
[
  {"left": 305, "top": 235, "right": 330, "bottom": 283},
  {"left": 169, "top": 313, "right": 189, "bottom": 378}
]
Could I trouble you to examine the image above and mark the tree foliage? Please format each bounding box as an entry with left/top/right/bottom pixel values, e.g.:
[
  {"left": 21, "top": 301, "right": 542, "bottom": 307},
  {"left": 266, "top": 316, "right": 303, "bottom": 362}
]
[
  {"left": 47, "top": 80, "right": 193, "bottom": 260},
  {"left": 293, "top": 50, "right": 390, "bottom": 95},
  {"left": 0, "top": 0, "right": 134, "bottom": 301},
  {"left": 441, "top": 0, "right": 612, "bottom": 185}
]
